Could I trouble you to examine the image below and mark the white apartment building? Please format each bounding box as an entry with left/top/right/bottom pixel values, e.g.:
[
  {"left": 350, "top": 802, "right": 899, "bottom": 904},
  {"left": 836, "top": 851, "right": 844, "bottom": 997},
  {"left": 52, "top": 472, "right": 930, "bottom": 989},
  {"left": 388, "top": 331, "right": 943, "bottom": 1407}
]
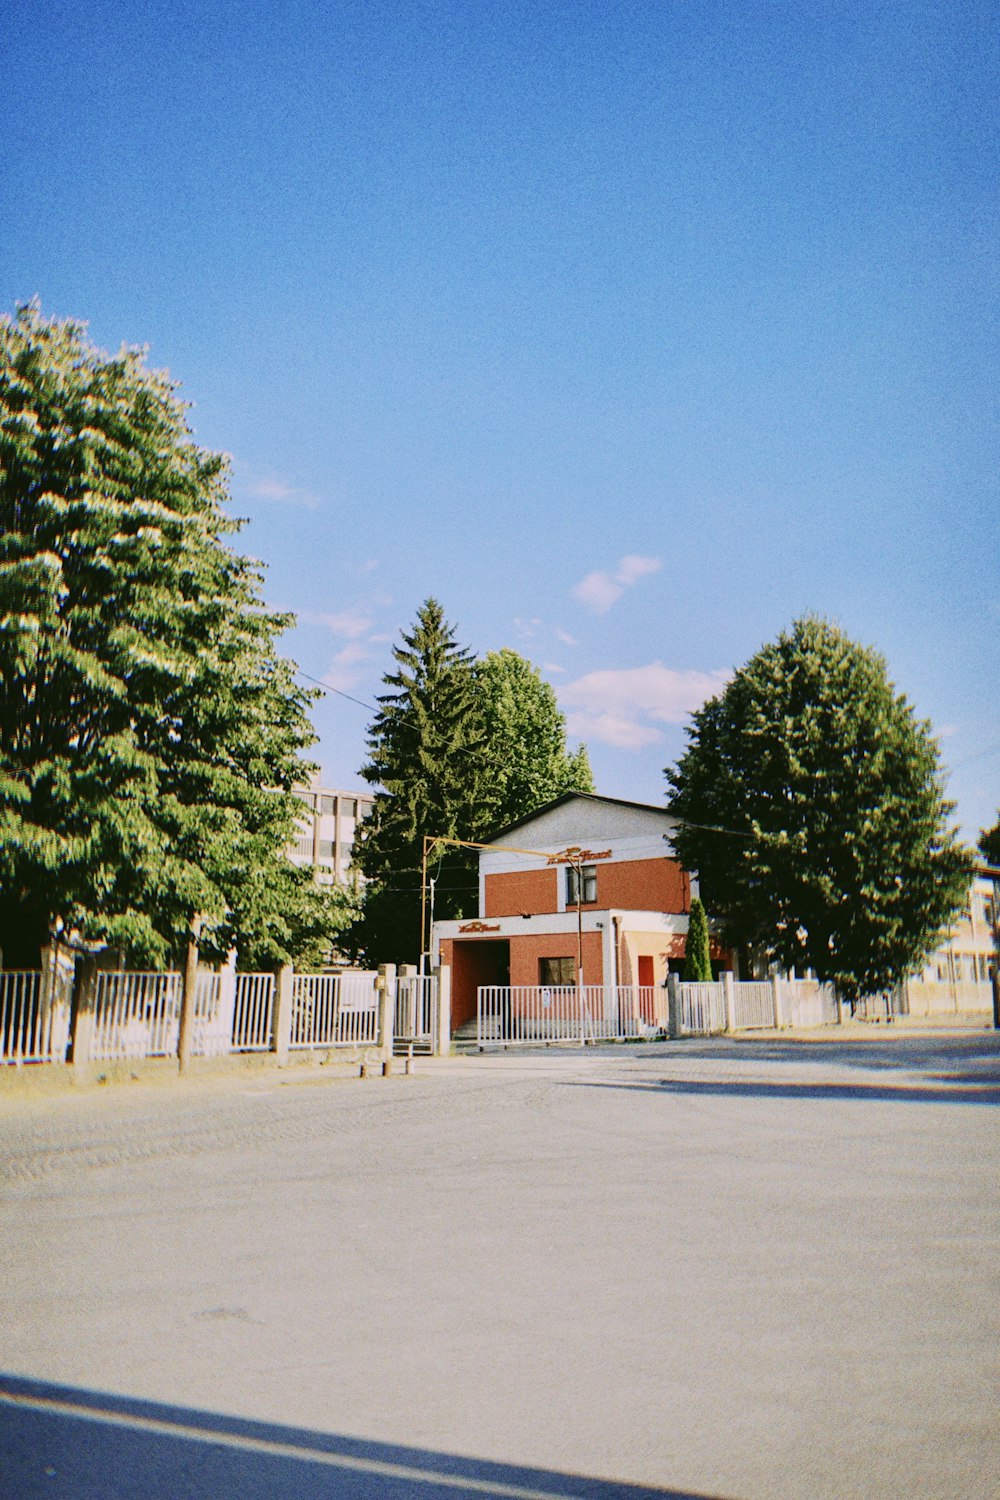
[
  {"left": 288, "top": 777, "right": 374, "bottom": 884},
  {"left": 917, "top": 863, "right": 998, "bottom": 987}
]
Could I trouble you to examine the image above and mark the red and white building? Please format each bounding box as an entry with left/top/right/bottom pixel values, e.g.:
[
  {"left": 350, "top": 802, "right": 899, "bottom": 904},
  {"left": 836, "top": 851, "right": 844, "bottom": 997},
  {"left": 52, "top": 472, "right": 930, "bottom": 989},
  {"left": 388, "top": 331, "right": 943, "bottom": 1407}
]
[{"left": 431, "top": 792, "right": 727, "bottom": 1032}]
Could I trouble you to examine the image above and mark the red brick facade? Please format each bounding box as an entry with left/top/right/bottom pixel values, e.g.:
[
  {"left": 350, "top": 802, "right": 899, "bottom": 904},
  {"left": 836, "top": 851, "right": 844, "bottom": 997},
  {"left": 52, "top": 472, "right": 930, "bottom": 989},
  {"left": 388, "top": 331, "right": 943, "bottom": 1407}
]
[
  {"left": 508, "top": 931, "right": 604, "bottom": 988},
  {"left": 484, "top": 867, "right": 559, "bottom": 918},
  {"left": 484, "top": 856, "right": 689, "bottom": 918}
]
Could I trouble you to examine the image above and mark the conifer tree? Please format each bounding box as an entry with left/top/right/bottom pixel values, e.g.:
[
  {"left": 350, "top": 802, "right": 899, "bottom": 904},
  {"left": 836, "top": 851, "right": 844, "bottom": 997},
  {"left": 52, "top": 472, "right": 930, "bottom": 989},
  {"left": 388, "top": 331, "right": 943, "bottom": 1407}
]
[
  {"left": 667, "top": 617, "right": 970, "bottom": 1001},
  {"left": 0, "top": 303, "right": 319, "bottom": 966},
  {"left": 683, "top": 896, "right": 712, "bottom": 981},
  {"left": 351, "top": 599, "right": 485, "bottom": 963}
]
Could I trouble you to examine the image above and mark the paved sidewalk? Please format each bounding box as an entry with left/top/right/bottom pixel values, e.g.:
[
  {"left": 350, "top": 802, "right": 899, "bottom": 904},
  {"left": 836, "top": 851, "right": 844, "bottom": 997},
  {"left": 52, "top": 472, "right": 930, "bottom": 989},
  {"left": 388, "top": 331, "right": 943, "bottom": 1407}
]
[{"left": 2, "top": 1035, "right": 998, "bottom": 1498}]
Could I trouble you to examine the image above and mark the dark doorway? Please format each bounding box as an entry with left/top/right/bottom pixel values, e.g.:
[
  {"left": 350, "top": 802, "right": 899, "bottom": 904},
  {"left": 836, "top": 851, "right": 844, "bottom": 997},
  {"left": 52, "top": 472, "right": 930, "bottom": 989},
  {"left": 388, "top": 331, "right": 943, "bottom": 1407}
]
[{"left": 451, "top": 940, "right": 510, "bottom": 1030}]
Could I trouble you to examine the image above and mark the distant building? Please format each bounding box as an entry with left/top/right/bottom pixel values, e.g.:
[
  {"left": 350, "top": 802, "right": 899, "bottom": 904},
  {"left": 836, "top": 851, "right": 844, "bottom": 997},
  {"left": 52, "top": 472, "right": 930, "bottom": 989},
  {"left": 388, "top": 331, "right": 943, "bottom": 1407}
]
[
  {"left": 916, "top": 863, "right": 998, "bottom": 987},
  {"left": 288, "top": 777, "right": 374, "bottom": 885},
  {"left": 431, "top": 791, "right": 731, "bottom": 1033}
]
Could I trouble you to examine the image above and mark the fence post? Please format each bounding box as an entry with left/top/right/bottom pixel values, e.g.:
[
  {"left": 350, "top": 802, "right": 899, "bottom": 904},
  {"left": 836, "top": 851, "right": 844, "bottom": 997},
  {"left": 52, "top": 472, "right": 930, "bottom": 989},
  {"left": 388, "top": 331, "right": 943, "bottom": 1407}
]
[
  {"left": 378, "top": 963, "right": 396, "bottom": 1071},
  {"left": 991, "top": 966, "right": 1000, "bottom": 1030},
  {"left": 434, "top": 964, "right": 451, "bottom": 1056},
  {"left": 835, "top": 987, "right": 845, "bottom": 1025},
  {"left": 398, "top": 963, "right": 416, "bottom": 1044},
  {"left": 271, "top": 965, "right": 294, "bottom": 1064},
  {"left": 723, "top": 970, "right": 736, "bottom": 1033},
  {"left": 771, "top": 975, "right": 783, "bottom": 1029},
  {"left": 218, "top": 951, "right": 237, "bottom": 1055},
  {"left": 70, "top": 956, "right": 98, "bottom": 1080},
  {"left": 177, "top": 924, "right": 201, "bottom": 1073},
  {"left": 666, "top": 973, "right": 680, "bottom": 1039},
  {"left": 36, "top": 944, "right": 54, "bottom": 1063}
]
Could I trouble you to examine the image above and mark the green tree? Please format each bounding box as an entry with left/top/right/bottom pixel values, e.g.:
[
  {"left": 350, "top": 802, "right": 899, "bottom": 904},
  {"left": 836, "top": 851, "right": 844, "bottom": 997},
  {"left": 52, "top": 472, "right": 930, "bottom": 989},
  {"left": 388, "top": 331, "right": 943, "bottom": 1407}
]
[
  {"left": 473, "top": 648, "right": 593, "bottom": 833},
  {"left": 0, "top": 303, "right": 319, "bottom": 967},
  {"left": 666, "top": 617, "right": 971, "bottom": 1002},
  {"left": 683, "top": 895, "right": 712, "bottom": 981},
  {"left": 979, "top": 816, "right": 1000, "bottom": 868},
  {"left": 351, "top": 599, "right": 485, "bottom": 964}
]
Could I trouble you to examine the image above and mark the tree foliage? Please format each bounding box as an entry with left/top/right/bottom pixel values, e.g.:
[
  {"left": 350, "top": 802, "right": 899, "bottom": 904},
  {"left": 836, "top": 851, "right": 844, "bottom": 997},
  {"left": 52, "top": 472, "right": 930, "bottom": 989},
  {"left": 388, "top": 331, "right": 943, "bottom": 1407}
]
[
  {"left": 350, "top": 618, "right": 595, "bottom": 965},
  {"left": 350, "top": 599, "right": 486, "bottom": 964},
  {"left": 0, "top": 303, "right": 322, "bottom": 967},
  {"left": 666, "top": 617, "right": 971, "bottom": 1000},
  {"left": 473, "top": 648, "right": 593, "bottom": 833},
  {"left": 979, "top": 816, "right": 1000, "bottom": 869},
  {"left": 683, "top": 896, "right": 712, "bottom": 981}
]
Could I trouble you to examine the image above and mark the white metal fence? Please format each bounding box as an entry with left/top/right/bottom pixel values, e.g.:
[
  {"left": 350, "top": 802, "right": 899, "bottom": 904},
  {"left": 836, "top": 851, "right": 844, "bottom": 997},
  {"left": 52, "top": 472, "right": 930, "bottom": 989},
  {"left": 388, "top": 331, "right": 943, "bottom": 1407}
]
[
  {"left": 781, "top": 979, "right": 839, "bottom": 1028},
  {"left": 477, "top": 984, "right": 667, "bottom": 1046},
  {"left": 678, "top": 978, "right": 841, "bottom": 1035},
  {"left": 731, "top": 981, "right": 775, "bottom": 1030},
  {"left": 232, "top": 972, "right": 275, "bottom": 1051},
  {"left": 0, "top": 971, "right": 72, "bottom": 1064},
  {"left": 901, "top": 979, "right": 993, "bottom": 1016},
  {"left": 290, "top": 971, "right": 379, "bottom": 1048},
  {"left": 678, "top": 982, "right": 727, "bottom": 1035},
  {"left": 89, "top": 970, "right": 228, "bottom": 1061}
]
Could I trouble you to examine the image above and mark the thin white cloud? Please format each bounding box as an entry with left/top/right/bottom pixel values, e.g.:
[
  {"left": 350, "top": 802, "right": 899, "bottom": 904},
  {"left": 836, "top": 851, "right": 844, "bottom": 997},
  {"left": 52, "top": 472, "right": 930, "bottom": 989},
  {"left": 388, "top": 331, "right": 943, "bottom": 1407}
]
[
  {"left": 616, "top": 554, "right": 662, "bottom": 586},
  {"left": 359, "top": 558, "right": 379, "bottom": 574},
  {"left": 563, "top": 711, "right": 664, "bottom": 751},
  {"left": 571, "top": 554, "right": 662, "bottom": 614},
  {"left": 298, "top": 608, "right": 374, "bottom": 639},
  {"left": 244, "top": 476, "right": 319, "bottom": 510},
  {"left": 554, "top": 627, "right": 578, "bottom": 647},
  {"left": 572, "top": 572, "right": 623, "bottom": 614},
  {"left": 514, "top": 616, "right": 544, "bottom": 640},
  {"left": 559, "top": 662, "right": 729, "bottom": 749},
  {"left": 322, "top": 609, "right": 373, "bottom": 639},
  {"left": 542, "top": 662, "right": 566, "bottom": 674},
  {"left": 323, "top": 642, "right": 370, "bottom": 692}
]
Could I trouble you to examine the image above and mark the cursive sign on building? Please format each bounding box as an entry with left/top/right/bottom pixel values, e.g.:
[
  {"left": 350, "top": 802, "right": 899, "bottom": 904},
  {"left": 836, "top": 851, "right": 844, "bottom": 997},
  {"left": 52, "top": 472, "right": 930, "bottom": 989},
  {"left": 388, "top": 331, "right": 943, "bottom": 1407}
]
[{"left": 544, "top": 846, "right": 613, "bottom": 866}]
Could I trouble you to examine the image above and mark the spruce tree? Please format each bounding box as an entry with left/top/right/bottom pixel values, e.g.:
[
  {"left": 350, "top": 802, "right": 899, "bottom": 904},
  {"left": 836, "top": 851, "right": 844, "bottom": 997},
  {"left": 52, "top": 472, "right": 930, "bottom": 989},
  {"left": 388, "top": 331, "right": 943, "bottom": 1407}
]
[
  {"left": 666, "top": 617, "right": 970, "bottom": 1001},
  {"left": 683, "top": 896, "right": 712, "bottom": 981},
  {"left": 351, "top": 599, "right": 485, "bottom": 964},
  {"left": 0, "top": 303, "right": 318, "bottom": 966}
]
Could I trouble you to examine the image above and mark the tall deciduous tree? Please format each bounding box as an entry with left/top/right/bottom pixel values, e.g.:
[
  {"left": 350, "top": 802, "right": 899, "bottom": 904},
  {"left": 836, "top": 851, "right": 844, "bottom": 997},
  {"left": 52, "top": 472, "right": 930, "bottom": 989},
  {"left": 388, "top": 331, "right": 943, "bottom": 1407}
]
[
  {"left": 351, "top": 599, "right": 485, "bottom": 963},
  {"left": 666, "top": 617, "right": 970, "bottom": 1001},
  {"left": 0, "top": 303, "right": 321, "bottom": 967},
  {"left": 473, "top": 648, "right": 593, "bottom": 833}
]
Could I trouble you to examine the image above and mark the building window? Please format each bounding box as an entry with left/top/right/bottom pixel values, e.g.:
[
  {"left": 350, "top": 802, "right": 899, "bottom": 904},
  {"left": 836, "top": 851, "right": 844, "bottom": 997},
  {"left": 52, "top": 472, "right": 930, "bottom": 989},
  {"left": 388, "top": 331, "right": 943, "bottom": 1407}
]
[
  {"left": 540, "top": 957, "right": 576, "bottom": 986},
  {"left": 318, "top": 839, "right": 334, "bottom": 860},
  {"left": 341, "top": 797, "right": 357, "bottom": 818},
  {"left": 319, "top": 794, "right": 336, "bottom": 816},
  {"left": 566, "top": 864, "right": 597, "bottom": 905}
]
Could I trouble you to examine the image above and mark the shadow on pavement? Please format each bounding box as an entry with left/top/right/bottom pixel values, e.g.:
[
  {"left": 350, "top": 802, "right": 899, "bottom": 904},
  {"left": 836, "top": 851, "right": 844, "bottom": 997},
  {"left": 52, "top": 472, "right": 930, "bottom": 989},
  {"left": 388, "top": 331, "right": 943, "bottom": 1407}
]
[
  {"left": 0, "top": 1375, "right": 728, "bottom": 1500},
  {"left": 650, "top": 1034, "right": 1000, "bottom": 1077},
  {"left": 565, "top": 1074, "right": 1000, "bottom": 1106}
]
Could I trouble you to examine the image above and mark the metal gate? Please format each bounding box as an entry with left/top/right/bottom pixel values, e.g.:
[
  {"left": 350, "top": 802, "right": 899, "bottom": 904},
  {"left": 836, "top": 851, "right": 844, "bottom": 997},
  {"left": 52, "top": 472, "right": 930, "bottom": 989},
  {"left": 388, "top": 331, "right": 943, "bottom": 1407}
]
[{"left": 393, "top": 973, "right": 438, "bottom": 1054}]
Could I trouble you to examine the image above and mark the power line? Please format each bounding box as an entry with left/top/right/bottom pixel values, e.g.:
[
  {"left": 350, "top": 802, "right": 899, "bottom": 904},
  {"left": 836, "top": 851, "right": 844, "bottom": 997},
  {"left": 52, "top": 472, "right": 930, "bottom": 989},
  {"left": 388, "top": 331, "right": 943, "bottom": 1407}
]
[
  {"left": 294, "top": 668, "right": 379, "bottom": 715},
  {"left": 951, "top": 742, "right": 1000, "bottom": 770}
]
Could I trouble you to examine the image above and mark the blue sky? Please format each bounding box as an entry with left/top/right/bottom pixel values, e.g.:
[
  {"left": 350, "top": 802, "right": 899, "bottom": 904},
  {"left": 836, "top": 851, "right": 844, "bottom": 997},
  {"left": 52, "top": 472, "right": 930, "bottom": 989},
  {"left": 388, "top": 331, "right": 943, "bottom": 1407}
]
[{"left": 3, "top": 1, "right": 997, "bottom": 840}]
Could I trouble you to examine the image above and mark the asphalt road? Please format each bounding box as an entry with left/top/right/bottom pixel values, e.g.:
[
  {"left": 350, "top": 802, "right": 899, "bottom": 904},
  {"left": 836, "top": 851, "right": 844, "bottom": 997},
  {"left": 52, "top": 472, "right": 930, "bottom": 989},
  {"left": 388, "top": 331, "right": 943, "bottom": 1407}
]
[{"left": 2, "top": 1035, "right": 998, "bottom": 1499}]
